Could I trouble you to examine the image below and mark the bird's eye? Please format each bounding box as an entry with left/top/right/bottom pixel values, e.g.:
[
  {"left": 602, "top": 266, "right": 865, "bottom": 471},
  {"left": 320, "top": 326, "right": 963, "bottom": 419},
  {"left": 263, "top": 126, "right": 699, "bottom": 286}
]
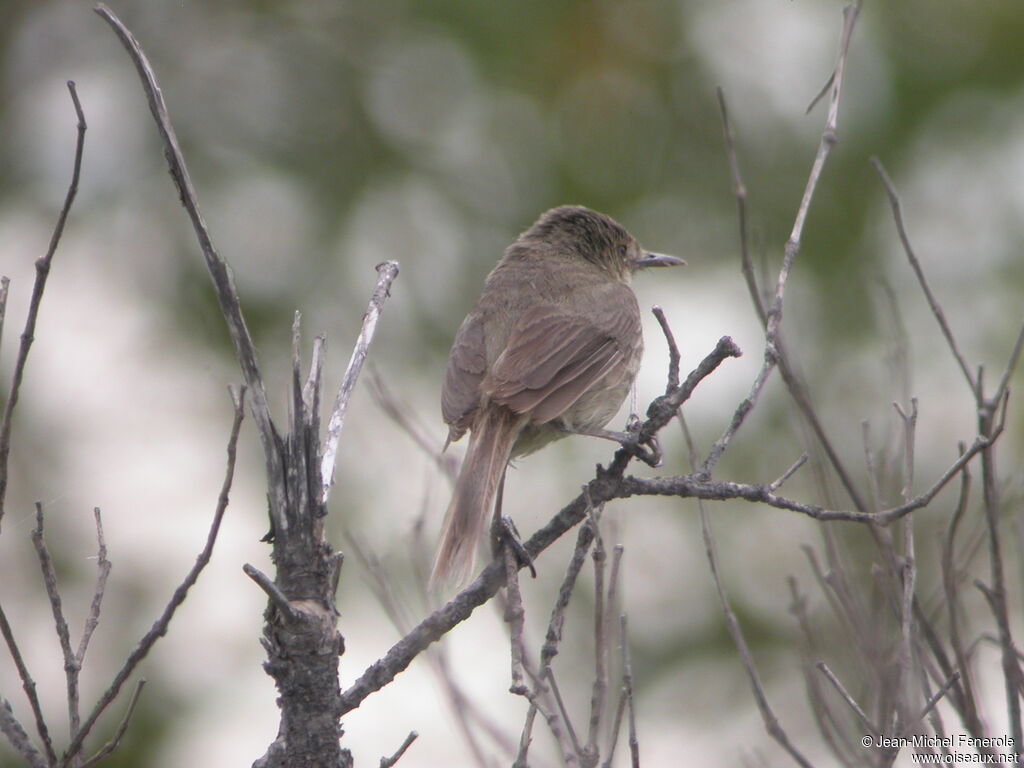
[{"left": 618, "top": 244, "right": 628, "bottom": 258}]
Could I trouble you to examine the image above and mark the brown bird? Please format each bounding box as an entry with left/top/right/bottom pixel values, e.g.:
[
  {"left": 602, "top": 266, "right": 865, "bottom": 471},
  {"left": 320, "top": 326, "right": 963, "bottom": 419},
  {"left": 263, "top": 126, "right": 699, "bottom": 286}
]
[{"left": 432, "top": 205, "right": 685, "bottom": 586}]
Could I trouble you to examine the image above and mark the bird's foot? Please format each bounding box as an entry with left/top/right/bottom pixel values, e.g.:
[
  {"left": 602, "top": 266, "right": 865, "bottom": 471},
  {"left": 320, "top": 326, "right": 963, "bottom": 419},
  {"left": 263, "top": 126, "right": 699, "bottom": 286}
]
[
  {"left": 569, "top": 420, "right": 662, "bottom": 468},
  {"left": 621, "top": 420, "right": 662, "bottom": 468},
  {"left": 491, "top": 515, "right": 536, "bottom": 578}
]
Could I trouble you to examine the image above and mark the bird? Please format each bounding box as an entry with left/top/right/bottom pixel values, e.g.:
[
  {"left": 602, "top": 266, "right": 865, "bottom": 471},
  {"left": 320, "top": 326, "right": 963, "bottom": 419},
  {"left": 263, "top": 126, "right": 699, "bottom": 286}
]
[{"left": 431, "top": 205, "right": 685, "bottom": 587}]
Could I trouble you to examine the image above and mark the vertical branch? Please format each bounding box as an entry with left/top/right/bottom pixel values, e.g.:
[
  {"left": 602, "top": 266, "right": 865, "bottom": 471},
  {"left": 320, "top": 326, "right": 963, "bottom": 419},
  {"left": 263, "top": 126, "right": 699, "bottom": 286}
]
[
  {"left": 31, "top": 503, "right": 83, "bottom": 746},
  {"left": 585, "top": 503, "right": 609, "bottom": 759},
  {"left": 75, "top": 508, "right": 112, "bottom": 669},
  {"left": 682, "top": 414, "right": 814, "bottom": 767},
  {"left": 977, "top": 389, "right": 1021, "bottom": 757},
  {"left": 892, "top": 399, "right": 918, "bottom": 741},
  {"left": 320, "top": 261, "right": 400, "bottom": 505},
  {"left": 0, "top": 81, "right": 86, "bottom": 528},
  {"left": 710, "top": 4, "right": 866, "bottom": 513},
  {"left": 873, "top": 153, "right": 1024, "bottom": 757}
]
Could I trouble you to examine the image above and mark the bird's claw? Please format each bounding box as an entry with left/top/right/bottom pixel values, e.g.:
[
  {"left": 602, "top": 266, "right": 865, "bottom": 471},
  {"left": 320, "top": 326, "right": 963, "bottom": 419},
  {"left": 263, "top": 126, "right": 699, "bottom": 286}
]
[
  {"left": 620, "top": 418, "right": 662, "bottom": 468},
  {"left": 491, "top": 515, "right": 537, "bottom": 578}
]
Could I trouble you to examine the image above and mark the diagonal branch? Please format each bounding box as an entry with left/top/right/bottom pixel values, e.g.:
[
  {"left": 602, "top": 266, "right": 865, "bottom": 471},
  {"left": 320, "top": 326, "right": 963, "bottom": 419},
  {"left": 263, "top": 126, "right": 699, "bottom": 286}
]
[
  {"left": 870, "top": 158, "right": 976, "bottom": 393},
  {"left": 61, "top": 386, "right": 246, "bottom": 765},
  {"left": 710, "top": 4, "right": 866, "bottom": 513},
  {"left": 338, "top": 337, "right": 737, "bottom": 715},
  {"left": 0, "top": 80, "right": 86, "bottom": 529},
  {"left": 94, "top": 3, "right": 286, "bottom": 526}
]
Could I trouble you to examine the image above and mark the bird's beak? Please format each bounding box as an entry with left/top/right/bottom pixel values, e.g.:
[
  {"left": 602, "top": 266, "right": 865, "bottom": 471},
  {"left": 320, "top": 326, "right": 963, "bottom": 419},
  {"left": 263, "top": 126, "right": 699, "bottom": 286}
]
[{"left": 634, "top": 252, "right": 687, "bottom": 269}]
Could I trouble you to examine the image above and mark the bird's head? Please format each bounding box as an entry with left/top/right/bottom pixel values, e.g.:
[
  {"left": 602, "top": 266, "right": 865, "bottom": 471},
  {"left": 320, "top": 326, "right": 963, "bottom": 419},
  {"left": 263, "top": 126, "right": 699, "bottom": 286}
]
[{"left": 522, "top": 205, "right": 685, "bottom": 281}]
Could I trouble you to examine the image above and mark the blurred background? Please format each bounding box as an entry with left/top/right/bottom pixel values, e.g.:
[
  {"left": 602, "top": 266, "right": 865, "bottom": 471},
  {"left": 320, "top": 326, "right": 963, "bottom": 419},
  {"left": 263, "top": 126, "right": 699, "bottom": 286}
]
[{"left": 1, "top": 1, "right": 1023, "bottom": 765}]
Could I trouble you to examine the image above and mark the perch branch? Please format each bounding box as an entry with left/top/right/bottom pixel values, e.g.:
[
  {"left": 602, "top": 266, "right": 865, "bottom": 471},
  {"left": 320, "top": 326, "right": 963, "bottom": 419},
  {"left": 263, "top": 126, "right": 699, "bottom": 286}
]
[{"left": 338, "top": 336, "right": 737, "bottom": 715}]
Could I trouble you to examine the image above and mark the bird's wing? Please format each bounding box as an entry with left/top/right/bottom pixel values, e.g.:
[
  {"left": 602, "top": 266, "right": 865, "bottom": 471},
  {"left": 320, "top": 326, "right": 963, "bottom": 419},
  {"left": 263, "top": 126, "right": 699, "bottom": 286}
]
[
  {"left": 442, "top": 311, "right": 488, "bottom": 437},
  {"left": 485, "top": 300, "right": 637, "bottom": 424}
]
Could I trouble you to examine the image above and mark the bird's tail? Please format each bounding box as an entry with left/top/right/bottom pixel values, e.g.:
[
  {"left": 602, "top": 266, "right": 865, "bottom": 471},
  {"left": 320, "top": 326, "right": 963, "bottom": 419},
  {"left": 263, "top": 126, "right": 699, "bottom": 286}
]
[{"left": 431, "top": 407, "right": 522, "bottom": 589}]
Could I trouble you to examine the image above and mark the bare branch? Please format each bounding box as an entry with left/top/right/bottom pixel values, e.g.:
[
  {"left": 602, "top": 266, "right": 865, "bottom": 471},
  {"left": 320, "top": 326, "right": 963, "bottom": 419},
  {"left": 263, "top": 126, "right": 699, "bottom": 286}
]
[
  {"left": 76, "top": 508, "right": 112, "bottom": 668},
  {"left": 0, "top": 80, "right": 86, "bottom": 528},
  {"left": 694, "top": 426, "right": 814, "bottom": 767},
  {"left": 893, "top": 398, "right": 918, "bottom": 736},
  {"left": 368, "top": 370, "right": 457, "bottom": 483},
  {"left": 379, "top": 730, "right": 418, "bottom": 768},
  {"left": 621, "top": 615, "right": 640, "bottom": 768},
  {"left": 871, "top": 158, "right": 976, "bottom": 393},
  {"left": 716, "top": 6, "right": 868, "bottom": 511},
  {"left": 94, "top": 3, "right": 286, "bottom": 528},
  {"left": 715, "top": 87, "right": 762, "bottom": 324},
  {"left": 62, "top": 386, "right": 245, "bottom": 765},
  {"left": 78, "top": 680, "right": 146, "bottom": 768},
  {"left": 620, "top": 429, "right": 996, "bottom": 525},
  {"left": 31, "top": 502, "right": 82, "bottom": 739},
  {"left": 502, "top": 545, "right": 529, "bottom": 696},
  {"left": 0, "top": 604, "right": 56, "bottom": 764},
  {"left": 321, "top": 260, "right": 400, "bottom": 504},
  {"left": 816, "top": 661, "right": 880, "bottom": 737},
  {"left": 545, "top": 669, "right": 583, "bottom": 763},
  {"left": 769, "top": 454, "right": 808, "bottom": 492},
  {"left": 338, "top": 338, "right": 737, "bottom": 715},
  {"left": 0, "top": 278, "right": 9, "bottom": 369},
  {"left": 651, "top": 306, "right": 680, "bottom": 392},
  {"left": 0, "top": 698, "right": 47, "bottom": 768},
  {"left": 916, "top": 672, "right": 960, "bottom": 724},
  {"left": 992, "top": 321, "right": 1024, "bottom": 408},
  {"left": 243, "top": 564, "right": 298, "bottom": 624}
]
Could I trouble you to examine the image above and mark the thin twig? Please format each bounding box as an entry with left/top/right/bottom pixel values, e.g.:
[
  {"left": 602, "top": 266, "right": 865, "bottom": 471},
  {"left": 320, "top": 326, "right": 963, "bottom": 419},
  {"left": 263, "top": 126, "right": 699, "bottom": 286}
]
[
  {"left": 916, "top": 672, "right": 960, "bottom": 724},
  {"left": 715, "top": 7, "right": 868, "bottom": 511},
  {"left": 892, "top": 398, "right": 918, "bottom": 737},
  {"left": 546, "top": 669, "right": 583, "bottom": 763},
  {"left": 619, "top": 428, "right": 997, "bottom": 525},
  {"left": 941, "top": 450, "right": 987, "bottom": 740},
  {"left": 94, "top": 4, "right": 286, "bottom": 528},
  {"left": 816, "top": 661, "right": 881, "bottom": 738},
  {"left": 652, "top": 306, "right": 680, "bottom": 391},
  {"left": 243, "top": 564, "right": 298, "bottom": 624},
  {"left": 0, "top": 699, "right": 47, "bottom": 768},
  {"left": 715, "top": 87, "right": 762, "bottom": 325},
  {"left": 0, "top": 604, "right": 56, "bottom": 764},
  {"left": 0, "top": 278, "right": 10, "bottom": 370},
  {"left": 320, "top": 261, "right": 400, "bottom": 504},
  {"left": 686, "top": 411, "right": 814, "bottom": 768},
  {"left": 585, "top": 493, "right": 608, "bottom": 759},
  {"left": 379, "top": 730, "right": 418, "bottom": 768},
  {"left": 620, "top": 615, "right": 640, "bottom": 768},
  {"left": 0, "top": 80, "right": 86, "bottom": 528},
  {"left": 76, "top": 508, "right": 112, "bottom": 668},
  {"left": 31, "top": 503, "right": 82, "bottom": 742},
  {"left": 769, "top": 454, "right": 808, "bottom": 492},
  {"left": 871, "top": 158, "right": 976, "bottom": 393},
  {"left": 368, "top": 369, "right": 458, "bottom": 483},
  {"left": 503, "top": 544, "right": 529, "bottom": 696},
  {"left": 61, "top": 386, "right": 245, "bottom": 765},
  {"left": 345, "top": 532, "right": 507, "bottom": 766},
  {"left": 78, "top": 680, "right": 146, "bottom": 768},
  {"left": 788, "top": 578, "right": 858, "bottom": 767}
]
